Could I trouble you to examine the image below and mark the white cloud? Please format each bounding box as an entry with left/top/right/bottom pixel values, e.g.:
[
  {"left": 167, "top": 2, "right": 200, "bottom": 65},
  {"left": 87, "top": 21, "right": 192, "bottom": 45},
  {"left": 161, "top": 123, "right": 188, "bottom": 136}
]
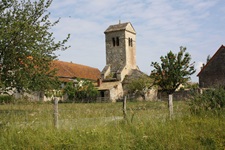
[{"left": 182, "top": 0, "right": 218, "bottom": 10}]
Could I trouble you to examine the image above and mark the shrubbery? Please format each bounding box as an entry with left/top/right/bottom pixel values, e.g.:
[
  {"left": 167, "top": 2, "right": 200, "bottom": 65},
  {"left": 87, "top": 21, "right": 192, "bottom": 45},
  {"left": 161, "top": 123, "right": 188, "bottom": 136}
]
[
  {"left": 63, "top": 80, "right": 99, "bottom": 102},
  {"left": 0, "top": 95, "right": 14, "bottom": 104},
  {"left": 189, "top": 87, "right": 225, "bottom": 114}
]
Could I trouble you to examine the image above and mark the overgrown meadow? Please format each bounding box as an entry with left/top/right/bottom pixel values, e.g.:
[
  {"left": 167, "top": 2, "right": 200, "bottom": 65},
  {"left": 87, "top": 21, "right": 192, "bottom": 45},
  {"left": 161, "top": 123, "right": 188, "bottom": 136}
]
[{"left": 0, "top": 99, "right": 225, "bottom": 149}]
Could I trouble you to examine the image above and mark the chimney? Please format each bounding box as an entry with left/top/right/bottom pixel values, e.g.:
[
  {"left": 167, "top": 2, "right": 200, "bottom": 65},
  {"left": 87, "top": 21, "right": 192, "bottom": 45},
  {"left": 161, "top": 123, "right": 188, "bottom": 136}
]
[{"left": 97, "top": 78, "right": 102, "bottom": 87}]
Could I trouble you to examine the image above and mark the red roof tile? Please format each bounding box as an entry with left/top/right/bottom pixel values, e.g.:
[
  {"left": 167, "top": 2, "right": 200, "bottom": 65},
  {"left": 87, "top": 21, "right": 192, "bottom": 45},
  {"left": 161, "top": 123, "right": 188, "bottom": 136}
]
[{"left": 51, "top": 60, "right": 101, "bottom": 81}]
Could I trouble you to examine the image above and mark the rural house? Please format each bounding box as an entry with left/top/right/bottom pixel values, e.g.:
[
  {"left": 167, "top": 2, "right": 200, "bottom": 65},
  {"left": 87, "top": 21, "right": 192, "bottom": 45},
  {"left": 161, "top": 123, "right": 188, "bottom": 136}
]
[
  {"left": 198, "top": 45, "right": 225, "bottom": 88},
  {"left": 13, "top": 60, "right": 101, "bottom": 101},
  {"left": 98, "top": 22, "right": 157, "bottom": 102}
]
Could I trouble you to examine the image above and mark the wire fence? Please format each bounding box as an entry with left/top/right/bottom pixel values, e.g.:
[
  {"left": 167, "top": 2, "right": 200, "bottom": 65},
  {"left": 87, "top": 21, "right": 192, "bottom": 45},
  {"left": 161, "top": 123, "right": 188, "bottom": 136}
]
[{"left": 0, "top": 97, "right": 128, "bottom": 130}]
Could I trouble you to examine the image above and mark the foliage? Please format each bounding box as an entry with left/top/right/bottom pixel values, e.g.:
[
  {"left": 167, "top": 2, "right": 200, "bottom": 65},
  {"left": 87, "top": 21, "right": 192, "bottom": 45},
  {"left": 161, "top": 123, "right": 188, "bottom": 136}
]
[
  {"left": 0, "top": 0, "right": 70, "bottom": 92},
  {"left": 127, "top": 75, "right": 155, "bottom": 99},
  {"left": 45, "top": 90, "right": 63, "bottom": 98},
  {"left": 151, "top": 46, "right": 195, "bottom": 94},
  {"left": 0, "top": 95, "right": 14, "bottom": 104},
  {"left": 63, "top": 79, "right": 99, "bottom": 102},
  {"left": 63, "top": 82, "right": 75, "bottom": 100},
  {"left": 189, "top": 87, "right": 225, "bottom": 114}
]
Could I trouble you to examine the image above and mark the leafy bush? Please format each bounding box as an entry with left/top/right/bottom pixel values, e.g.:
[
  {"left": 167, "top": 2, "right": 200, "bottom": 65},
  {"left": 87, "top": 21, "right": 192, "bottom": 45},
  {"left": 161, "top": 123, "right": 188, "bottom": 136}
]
[
  {"left": 189, "top": 87, "right": 225, "bottom": 114},
  {"left": 0, "top": 95, "right": 14, "bottom": 104},
  {"left": 63, "top": 79, "right": 99, "bottom": 102}
]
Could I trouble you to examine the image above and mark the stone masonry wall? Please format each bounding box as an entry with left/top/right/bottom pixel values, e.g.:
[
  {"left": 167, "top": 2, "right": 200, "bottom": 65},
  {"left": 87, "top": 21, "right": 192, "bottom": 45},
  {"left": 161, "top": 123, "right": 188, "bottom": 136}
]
[
  {"left": 105, "top": 31, "right": 126, "bottom": 72},
  {"left": 199, "top": 47, "right": 225, "bottom": 88}
]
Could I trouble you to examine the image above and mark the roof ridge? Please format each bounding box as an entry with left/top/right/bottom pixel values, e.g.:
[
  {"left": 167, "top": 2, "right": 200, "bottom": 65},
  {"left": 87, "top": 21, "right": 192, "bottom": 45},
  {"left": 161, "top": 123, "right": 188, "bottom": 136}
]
[
  {"left": 104, "top": 22, "right": 135, "bottom": 33},
  {"left": 54, "top": 60, "right": 99, "bottom": 70}
]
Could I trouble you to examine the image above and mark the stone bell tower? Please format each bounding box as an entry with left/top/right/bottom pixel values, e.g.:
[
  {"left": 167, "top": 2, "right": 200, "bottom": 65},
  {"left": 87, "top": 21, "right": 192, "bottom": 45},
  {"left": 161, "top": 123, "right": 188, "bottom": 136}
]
[{"left": 101, "top": 22, "right": 137, "bottom": 81}]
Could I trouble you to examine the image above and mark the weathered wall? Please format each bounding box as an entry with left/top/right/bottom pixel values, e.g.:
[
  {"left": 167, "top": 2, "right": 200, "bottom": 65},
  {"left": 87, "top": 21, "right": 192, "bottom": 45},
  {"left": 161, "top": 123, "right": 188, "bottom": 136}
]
[
  {"left": 13, "top": 91, "right": 65, "bottom": 101},
  {"left": 158, "top": 90, "right": 196, "bottom": 101},
  {"left": 109, "top": 82, "right": 124, "bottom": 102}
]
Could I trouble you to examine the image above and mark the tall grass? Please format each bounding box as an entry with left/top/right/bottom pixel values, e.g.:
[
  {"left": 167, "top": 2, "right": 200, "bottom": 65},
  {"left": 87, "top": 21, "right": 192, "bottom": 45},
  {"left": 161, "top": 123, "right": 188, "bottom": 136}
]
[{"left": 0, "top": 101, "right": 224, "bottom": 149}]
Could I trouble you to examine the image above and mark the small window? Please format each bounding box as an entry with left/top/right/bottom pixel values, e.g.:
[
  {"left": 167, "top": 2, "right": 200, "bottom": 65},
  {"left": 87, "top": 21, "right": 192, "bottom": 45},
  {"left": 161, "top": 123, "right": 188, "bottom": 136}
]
[
  {"left": 112, "top": 38, "right": 116, "bottom": 47},
  {"left": 116, "top": 37, "right": 119, "bottom": 46},
  {"left": 128, "top": 38, "right": 133, "bottom": 47}
]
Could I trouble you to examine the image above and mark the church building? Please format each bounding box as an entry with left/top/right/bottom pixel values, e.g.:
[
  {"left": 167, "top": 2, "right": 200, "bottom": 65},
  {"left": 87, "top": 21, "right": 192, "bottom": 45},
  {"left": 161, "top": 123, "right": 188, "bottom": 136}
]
[{"left": 98, "top": 22, "right": 148, "bottom": 102}]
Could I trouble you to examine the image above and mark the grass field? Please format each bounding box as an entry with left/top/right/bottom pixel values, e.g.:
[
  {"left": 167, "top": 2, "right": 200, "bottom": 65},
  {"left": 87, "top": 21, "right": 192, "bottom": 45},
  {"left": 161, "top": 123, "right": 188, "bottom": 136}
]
[{"left": 0, "top": 100, "right": 225, "bottom": 149}]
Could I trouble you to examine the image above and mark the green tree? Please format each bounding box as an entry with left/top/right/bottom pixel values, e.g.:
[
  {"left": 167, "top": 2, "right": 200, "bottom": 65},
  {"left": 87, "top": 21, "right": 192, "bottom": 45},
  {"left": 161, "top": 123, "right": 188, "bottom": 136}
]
[
  {"left": 150, "top": 46, "right": 195, "bottom": 94},
  {"left": 150, "top": 46, "right": 195, "bottom": 118},
  {"left": 0, "top": 0, "right": 69, "bottom": 92}
]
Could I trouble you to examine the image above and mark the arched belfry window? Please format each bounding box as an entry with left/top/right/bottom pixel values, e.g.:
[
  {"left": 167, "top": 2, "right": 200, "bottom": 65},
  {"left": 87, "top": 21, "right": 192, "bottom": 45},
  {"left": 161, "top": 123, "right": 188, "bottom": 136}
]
[
  {"left": 112, "top": 37, "right": 119, "bottom": 46},
  {"left": 128, "top": 38, "right": 133, "bottom": 47},
  {"left": 112, "top": 38, "right": 116, "bottom": 47},
  {"left": 116, "top": 37, "right": 119, "bottom": 46},
  {"left": 130, "top": 38, "right": 133, "bottom": 47},
  {"left": 128, "top": 38, "right": 130, "bottom": 46}
]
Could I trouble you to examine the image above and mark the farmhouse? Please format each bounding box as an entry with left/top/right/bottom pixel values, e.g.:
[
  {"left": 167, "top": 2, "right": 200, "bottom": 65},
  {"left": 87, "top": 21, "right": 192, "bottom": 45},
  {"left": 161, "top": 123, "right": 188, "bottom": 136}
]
[
  {"left": 198, "top": 45, "right": 225, "bottom": 88},
  {"left": 97, "top": 22, "right": 157, "bottom": 102},
  {"left": 13, "top": 60, "right": 101, "bottom": 101}
]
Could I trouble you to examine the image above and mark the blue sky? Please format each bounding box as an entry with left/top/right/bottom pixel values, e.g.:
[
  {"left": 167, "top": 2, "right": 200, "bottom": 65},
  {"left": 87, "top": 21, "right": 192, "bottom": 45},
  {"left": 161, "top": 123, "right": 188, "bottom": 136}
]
[{"left": 48, "top": 0, "right": 225, "bottom": 82}]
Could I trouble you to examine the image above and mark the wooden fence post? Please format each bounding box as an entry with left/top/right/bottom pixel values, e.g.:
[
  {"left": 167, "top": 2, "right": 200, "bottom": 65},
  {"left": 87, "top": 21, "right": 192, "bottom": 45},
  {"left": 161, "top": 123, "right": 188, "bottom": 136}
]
[
  {"left": 54, "top": 97, "right": 59, "bottom": 129},
  {"left": 168, "top": 94, "right": 173, "bottom": 119},
  {"left": 123, "top": 96, "right": 127, "bottom": 119}
]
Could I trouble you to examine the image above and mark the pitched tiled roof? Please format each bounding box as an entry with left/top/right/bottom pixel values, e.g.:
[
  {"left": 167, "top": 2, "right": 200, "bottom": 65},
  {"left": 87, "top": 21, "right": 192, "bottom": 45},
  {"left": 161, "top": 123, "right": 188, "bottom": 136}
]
[
  {"left": 104, "top": 22, "right": 135, "bottom": 33},
  {"left": 197, "top": 45, "right": 225, "bottom": 76},
  {"left": 122, "top": 69, "right": 149, "bottom": 84},
  {"left": 51, "top": 60, "right": 101, "bottom": 81}
]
